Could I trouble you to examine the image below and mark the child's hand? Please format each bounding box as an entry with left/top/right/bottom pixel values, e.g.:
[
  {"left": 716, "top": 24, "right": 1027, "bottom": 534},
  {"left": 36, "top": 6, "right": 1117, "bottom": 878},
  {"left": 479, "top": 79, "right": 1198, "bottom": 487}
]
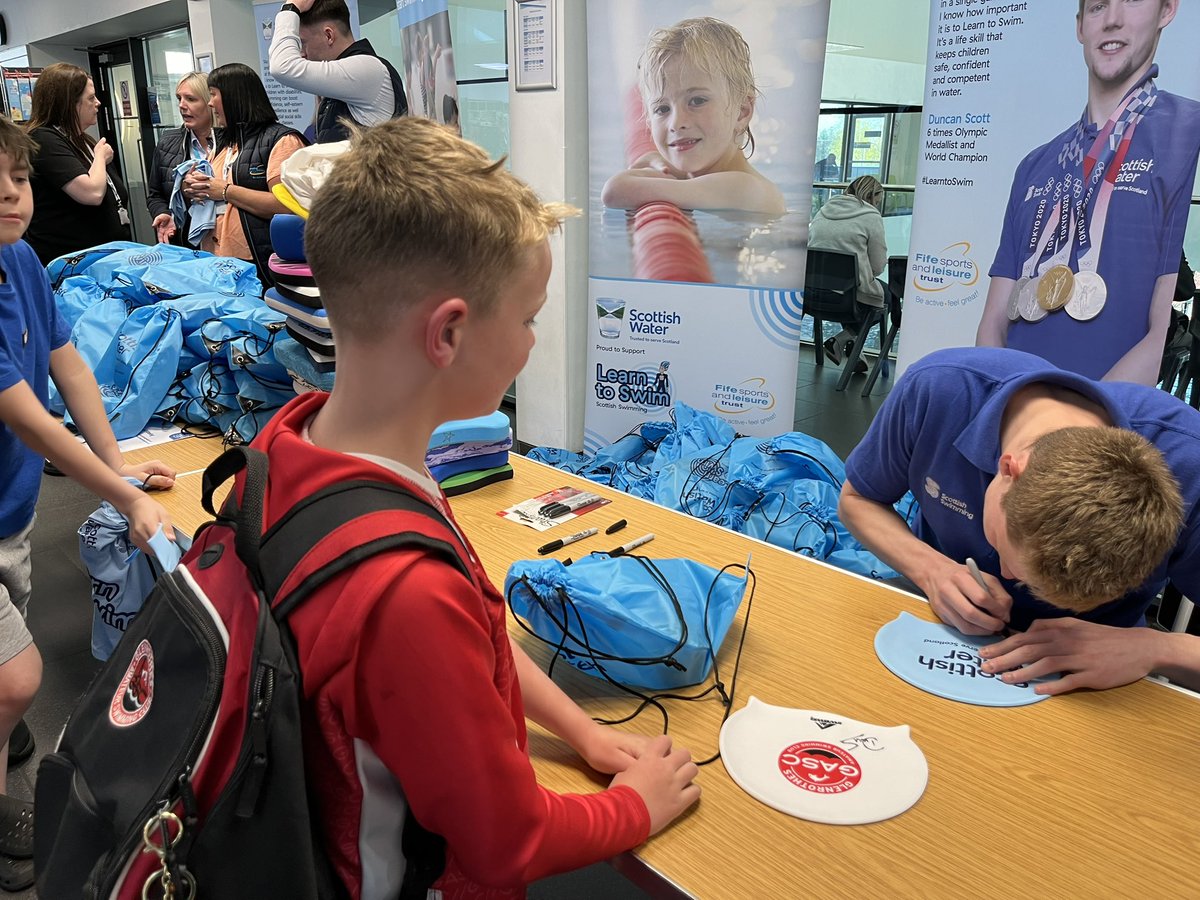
[
  {"left": 120, "top": 460, "right": 176, "bottom": 491},
  {"left": 574, "top": 721, "right": 655, "bottom": 774},
  {"left": 610, "top": 734, "right": 700, "bottom": 835},
  {"left": 121, "top": 494, "right": 176, "bottom": 555},
  {"left": 630, "top": 151, "right": 686, "bottom": 179}
]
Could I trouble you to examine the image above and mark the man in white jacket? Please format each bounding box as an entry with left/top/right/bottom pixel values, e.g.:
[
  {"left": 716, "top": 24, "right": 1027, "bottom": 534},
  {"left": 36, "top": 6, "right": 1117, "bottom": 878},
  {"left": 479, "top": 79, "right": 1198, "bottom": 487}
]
[{"left": 269, "top": 0, "right": 408, "bottom": 143}]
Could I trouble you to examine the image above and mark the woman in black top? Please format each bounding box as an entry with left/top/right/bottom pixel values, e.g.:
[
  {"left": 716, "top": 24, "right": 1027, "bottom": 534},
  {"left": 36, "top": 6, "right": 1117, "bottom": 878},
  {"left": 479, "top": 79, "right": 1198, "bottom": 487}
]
[
  {"left": 146, "top": 71, "right": 215, "bottom": 245},
  {"left": 25, "top": 63, "right": 131, "bottom": 266}
]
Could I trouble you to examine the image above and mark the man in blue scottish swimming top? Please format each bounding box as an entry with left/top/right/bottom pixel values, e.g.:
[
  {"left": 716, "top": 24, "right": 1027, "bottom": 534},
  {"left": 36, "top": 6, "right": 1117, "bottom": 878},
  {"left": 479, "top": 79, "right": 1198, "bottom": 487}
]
[
  {"left": 976, "top": 0, "right": 1200, "bottom": 385},
  {"left": 840, "top": 347, "right": 1200, "bottom": 696}
]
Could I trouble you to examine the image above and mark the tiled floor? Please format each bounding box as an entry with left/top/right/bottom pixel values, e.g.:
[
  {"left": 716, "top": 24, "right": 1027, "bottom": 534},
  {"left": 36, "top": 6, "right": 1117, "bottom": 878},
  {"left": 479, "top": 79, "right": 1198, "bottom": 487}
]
[{"left": 13, "top": 346, "right": 889, "bottom": 899}]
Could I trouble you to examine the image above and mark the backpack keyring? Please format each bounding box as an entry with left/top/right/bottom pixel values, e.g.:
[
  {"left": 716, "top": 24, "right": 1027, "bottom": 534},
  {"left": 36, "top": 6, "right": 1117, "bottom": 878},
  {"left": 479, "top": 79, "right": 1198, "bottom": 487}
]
[{"left": 140, "top": 809, "right": 195, "bottom": 899}]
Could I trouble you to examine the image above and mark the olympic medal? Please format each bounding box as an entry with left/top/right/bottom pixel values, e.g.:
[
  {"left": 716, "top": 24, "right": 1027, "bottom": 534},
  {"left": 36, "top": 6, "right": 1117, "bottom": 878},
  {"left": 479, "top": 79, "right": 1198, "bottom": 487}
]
[
  {"left": 1065, "top": 270, "right": 1107, "bottom": 321},
  {"left": 1007, "top": 278, "right": 1027, "bottom": 321},
  {"left": 1037, "top": 265, "right": 1075, "bottom": 311},
  {"left": 1018, "top": 277, "right": 1046, "bottom": 322}
]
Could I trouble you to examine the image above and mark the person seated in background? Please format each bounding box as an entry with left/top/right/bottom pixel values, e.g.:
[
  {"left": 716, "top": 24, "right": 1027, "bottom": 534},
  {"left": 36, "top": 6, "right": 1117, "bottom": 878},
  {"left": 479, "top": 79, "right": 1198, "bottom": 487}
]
[
  {"left": 24, "top": 64, "right": 131, "bottom": 266},
  {"left": 182, "top": 63, "right": 307, "bottom": 286},
  {"left": 0, "top": 117, "right": 175, "bottom": 892},
  {"left": 269, "top": 0, "right": 408, "bottom": 144},
  {"left": 146, "top": 71, "right": 215, "bottom": 245},
  {"left": 809, "top": 174, "right": 888, "bottom": 374},
  {"left": 250, "top": 116, "right": 701, "bottom": 897},
  {"left": 839, "top": 346, "right": 1200, "bottom": 696}
]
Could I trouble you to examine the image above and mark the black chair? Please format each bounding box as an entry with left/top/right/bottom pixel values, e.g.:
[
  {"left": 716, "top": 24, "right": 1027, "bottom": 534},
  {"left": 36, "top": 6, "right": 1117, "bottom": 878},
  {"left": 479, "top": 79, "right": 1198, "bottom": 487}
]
[
  {"left": 803, "top": 249, "right": 886, "bottom": 392},
  {"left": 860, "top": 256, "right": 906, "bottom": 397}
]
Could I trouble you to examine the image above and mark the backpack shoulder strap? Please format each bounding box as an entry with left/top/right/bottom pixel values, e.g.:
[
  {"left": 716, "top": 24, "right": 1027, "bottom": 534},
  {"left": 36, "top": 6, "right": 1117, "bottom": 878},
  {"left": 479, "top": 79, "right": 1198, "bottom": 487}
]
[{"left": 259, "top": 479, "right": 472, "bottom": 621}]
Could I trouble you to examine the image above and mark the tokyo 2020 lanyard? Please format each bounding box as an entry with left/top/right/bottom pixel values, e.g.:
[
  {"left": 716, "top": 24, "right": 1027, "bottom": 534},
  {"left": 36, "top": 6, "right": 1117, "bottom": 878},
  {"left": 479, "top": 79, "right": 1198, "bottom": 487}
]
[{"left": 1020, "top": 66, "right": 1158, "bottom": 280}]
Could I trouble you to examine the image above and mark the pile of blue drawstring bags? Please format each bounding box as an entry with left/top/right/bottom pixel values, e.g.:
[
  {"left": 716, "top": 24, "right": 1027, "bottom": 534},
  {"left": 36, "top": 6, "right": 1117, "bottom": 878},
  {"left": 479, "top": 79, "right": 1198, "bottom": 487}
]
[
  {"left": 47, "top": 242, "right": 294, "bottom": 443},
  {"left": 528, "top": 403, "right": 919, "bottom": 580}
]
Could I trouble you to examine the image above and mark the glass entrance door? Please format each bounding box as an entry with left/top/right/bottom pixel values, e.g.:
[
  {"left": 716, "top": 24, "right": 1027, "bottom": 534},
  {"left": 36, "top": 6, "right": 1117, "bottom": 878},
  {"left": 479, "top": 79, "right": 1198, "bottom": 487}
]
[
  {"left": 101, "top": 60, "right": 153, "bottom": 243},
  {"left": 141, "top": 27, "right": 195, "bottom": 159}
]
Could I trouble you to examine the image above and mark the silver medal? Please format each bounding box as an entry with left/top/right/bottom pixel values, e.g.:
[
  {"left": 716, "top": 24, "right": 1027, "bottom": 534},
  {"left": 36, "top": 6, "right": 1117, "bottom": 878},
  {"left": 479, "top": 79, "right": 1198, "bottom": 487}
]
[
  {"left": 1065, "top": 271, "right": 1107, "bottom": 321},
  {"left": 1007, "top": 278, "right": 1027, "bottom": 322},
  {"left": 1018, "top": 277, "right": 1046, "bottom": 322}
]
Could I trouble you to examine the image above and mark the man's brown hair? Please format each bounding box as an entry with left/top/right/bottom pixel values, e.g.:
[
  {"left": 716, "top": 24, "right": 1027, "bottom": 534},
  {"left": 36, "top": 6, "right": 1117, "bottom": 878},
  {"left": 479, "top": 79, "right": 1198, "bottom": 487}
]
[
  {"left": 305, "top": 117, "right": 575, "bottom": 340},
  {"left": 0, "top": 116, "right": 37, "bottom": 169},
  {"left": 299, "top": 0, "right": 352, "bottom": 36},
  {"left": 1002, "top": 426, "right": 1183, "bottom": 612}
]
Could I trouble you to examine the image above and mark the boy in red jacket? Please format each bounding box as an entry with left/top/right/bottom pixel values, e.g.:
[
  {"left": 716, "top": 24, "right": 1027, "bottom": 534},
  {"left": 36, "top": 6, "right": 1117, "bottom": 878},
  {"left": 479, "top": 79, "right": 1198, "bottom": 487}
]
[{"left": 253, "top": 117, "right": 700, "bottom": 899}]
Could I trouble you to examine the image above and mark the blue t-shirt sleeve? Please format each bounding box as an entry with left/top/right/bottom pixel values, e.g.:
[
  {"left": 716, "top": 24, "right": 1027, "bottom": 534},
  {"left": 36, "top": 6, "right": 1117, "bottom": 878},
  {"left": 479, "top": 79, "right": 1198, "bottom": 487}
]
[
  {"left": 989, "top": 155, "right": 1031, "bottom": 279},
  {"left": 0, "top": 320, "right": 19, "bottom": 393},
  {"left": 845, "top": 369, "right": 921, "bottom": 503},
  {"left": 18, "top": 240, "right": 69, "bottom": 350}
]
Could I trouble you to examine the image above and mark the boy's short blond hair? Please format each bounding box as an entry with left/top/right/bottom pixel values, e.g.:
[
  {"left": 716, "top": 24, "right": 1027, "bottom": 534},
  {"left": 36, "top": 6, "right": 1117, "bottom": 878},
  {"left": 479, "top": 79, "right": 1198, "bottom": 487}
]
[
  {"left": 305, "top": 118, "right": 574, "bottom": 340},
  {"left": 0, "top": 116, "right": 37, "bottom": 169},
  {"left": 1002, "top": 426, "right": 1183, "bottom": 612},
  {"left": 637, "top": 17, "right": 758, "bottom": 150}
]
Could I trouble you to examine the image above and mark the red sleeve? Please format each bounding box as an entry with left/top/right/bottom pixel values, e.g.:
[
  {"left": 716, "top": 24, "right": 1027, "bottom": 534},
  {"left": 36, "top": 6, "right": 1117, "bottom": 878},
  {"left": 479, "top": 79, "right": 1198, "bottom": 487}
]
[{"left": 346, "top": 557, "right": 649, "bottom": 888}]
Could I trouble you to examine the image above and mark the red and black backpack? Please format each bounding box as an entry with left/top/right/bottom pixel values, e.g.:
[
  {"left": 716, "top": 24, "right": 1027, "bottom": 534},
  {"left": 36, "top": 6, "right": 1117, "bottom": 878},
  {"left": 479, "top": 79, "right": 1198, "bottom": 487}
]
[{"left": 35, "top": 446, "right": 465, "bottom": 899}]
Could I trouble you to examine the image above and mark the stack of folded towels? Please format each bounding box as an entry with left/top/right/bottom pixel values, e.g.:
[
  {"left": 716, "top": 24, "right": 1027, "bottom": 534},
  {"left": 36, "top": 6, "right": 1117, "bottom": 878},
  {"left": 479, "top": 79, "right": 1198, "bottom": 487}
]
[
  {"left": 428, "top": 411, "right": 515, "bottom": 496},
  {"left": 264, "top": 213, "right": 336, "bottom": 394}
]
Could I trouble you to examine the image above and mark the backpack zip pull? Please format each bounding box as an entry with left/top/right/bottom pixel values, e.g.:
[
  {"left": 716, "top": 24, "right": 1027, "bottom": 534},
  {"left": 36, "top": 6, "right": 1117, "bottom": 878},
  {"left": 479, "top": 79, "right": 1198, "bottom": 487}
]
[{"left": 234, "top": 666, "right": 274, "bottom": 818}]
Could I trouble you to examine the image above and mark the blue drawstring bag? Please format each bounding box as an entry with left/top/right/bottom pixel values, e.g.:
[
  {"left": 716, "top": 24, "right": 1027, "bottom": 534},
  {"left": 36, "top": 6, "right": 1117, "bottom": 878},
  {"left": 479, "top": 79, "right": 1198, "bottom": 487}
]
[
  {"left": 78, "top": 497, "right": 192, "bottom": 661},
  {"left": 74, "top": 306, "right": 184, "bottom": 439},
  {"left": 53, "top": 275, "right": 109, "bottom": 330},
  {"left": 505, "top": 554, "right": 749, "bottom": 690},
  {"left": 46, "top": 241, "right": 143, "bottom": 289}
]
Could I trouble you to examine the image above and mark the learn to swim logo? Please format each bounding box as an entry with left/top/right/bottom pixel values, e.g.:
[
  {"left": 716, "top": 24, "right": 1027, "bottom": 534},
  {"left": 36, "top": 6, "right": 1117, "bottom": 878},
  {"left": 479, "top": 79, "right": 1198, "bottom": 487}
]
[
  {"left": 712, "top": 377, "right": 776, "bottom": 416},
  {"left": 110, "top": 639, "right": 155, "bottom": 727},
  {"left": 778, "top": 741, "right": 863, "bottom": 794},
  {"left": 911, "top": 243, "right": 979, "bottom": 293},
  {"left": 924, "top": 476, "right": 940, "bottom": 499},
  {"left": 594, "top": 363, "right": 671, "bottom": 408}
]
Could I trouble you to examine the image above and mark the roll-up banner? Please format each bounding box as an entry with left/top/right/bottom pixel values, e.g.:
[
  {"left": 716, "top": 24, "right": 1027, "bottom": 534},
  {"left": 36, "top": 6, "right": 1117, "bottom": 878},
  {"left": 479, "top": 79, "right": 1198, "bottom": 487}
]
[
  {"left": 397, "top": 0, "right": 459, "bottom": 128},
  {"left": 584, "top": 0, "right": 831, "bottom": 451},
  {"left": 901, "top": 0, "right": 1200, "bottom": 385}
]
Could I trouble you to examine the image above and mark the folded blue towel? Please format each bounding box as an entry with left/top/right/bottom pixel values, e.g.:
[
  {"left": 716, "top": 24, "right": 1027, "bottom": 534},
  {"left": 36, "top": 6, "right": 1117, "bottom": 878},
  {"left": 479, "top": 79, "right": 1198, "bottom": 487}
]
[{"left": 168, "top": 158, "right": 215, "bottom": 247}]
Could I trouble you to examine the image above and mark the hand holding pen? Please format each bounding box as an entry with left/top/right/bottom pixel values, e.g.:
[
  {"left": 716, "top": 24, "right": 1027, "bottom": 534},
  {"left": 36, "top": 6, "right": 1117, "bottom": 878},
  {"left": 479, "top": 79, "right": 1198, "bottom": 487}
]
[{"left": 965, "top": 557, "right": 1015, "bottom": 637}]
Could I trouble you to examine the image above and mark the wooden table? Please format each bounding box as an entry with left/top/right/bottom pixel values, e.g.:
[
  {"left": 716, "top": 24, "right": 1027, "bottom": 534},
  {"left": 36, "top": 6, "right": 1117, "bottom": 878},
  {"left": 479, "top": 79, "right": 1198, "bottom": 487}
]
[{"left": 132, "top": 439, "right": 1200, "bottom": 899}]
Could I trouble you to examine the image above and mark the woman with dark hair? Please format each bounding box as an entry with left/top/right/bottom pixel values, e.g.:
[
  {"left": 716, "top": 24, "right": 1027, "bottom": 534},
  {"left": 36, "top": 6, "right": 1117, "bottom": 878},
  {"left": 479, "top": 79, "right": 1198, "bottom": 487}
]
[
  {"left": 25, "top": 63, "right": 132, "bottom": 265},
  {"left": 182, "top": 63, "right": 306, "bottom": 283},
  {"left": 146, "top": 71, "right": 215, "bottom": 245}
]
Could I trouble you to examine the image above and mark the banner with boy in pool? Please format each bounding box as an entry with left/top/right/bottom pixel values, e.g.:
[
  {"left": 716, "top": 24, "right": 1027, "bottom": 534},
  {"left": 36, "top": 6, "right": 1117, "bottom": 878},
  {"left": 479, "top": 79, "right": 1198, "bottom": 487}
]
[
  {"left": 584, "top": 0, "right": 830, "bottom": 449},
  {"left": 900, "top": 0, "right": 1200, "bottom": 385}
]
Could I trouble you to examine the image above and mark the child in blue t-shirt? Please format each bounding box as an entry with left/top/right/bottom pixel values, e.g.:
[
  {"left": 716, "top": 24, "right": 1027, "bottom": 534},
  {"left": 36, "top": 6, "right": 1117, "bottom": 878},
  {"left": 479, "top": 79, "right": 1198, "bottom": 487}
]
[{"left": 0, "top": 116, "right": 176, "bottom": 891}]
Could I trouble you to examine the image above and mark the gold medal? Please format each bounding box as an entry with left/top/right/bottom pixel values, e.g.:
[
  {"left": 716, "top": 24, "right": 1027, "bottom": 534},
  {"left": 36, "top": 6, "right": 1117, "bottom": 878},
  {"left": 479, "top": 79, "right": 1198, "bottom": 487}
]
[{"left": 1036, "top": 265, "right": 1074, "bottom": 312}]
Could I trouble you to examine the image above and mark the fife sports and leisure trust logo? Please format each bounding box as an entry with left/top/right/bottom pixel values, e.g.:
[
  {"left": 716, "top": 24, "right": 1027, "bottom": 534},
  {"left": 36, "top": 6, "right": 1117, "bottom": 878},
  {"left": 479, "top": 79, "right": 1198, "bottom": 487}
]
[
  {"left": 712, "top": 378, "right": 776, "bottom": 416},
  {"left": 911, "top": 243, "right": 980, "bottom": 293},
  {"left": 778, "top": 741, "right": 863, "bottom": 795},
  {"left": 594, "top": 362, "right": 671, "bottom": 407},
  {"left": 110, "top": 639, "right": 155, "bottom": 727}
]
